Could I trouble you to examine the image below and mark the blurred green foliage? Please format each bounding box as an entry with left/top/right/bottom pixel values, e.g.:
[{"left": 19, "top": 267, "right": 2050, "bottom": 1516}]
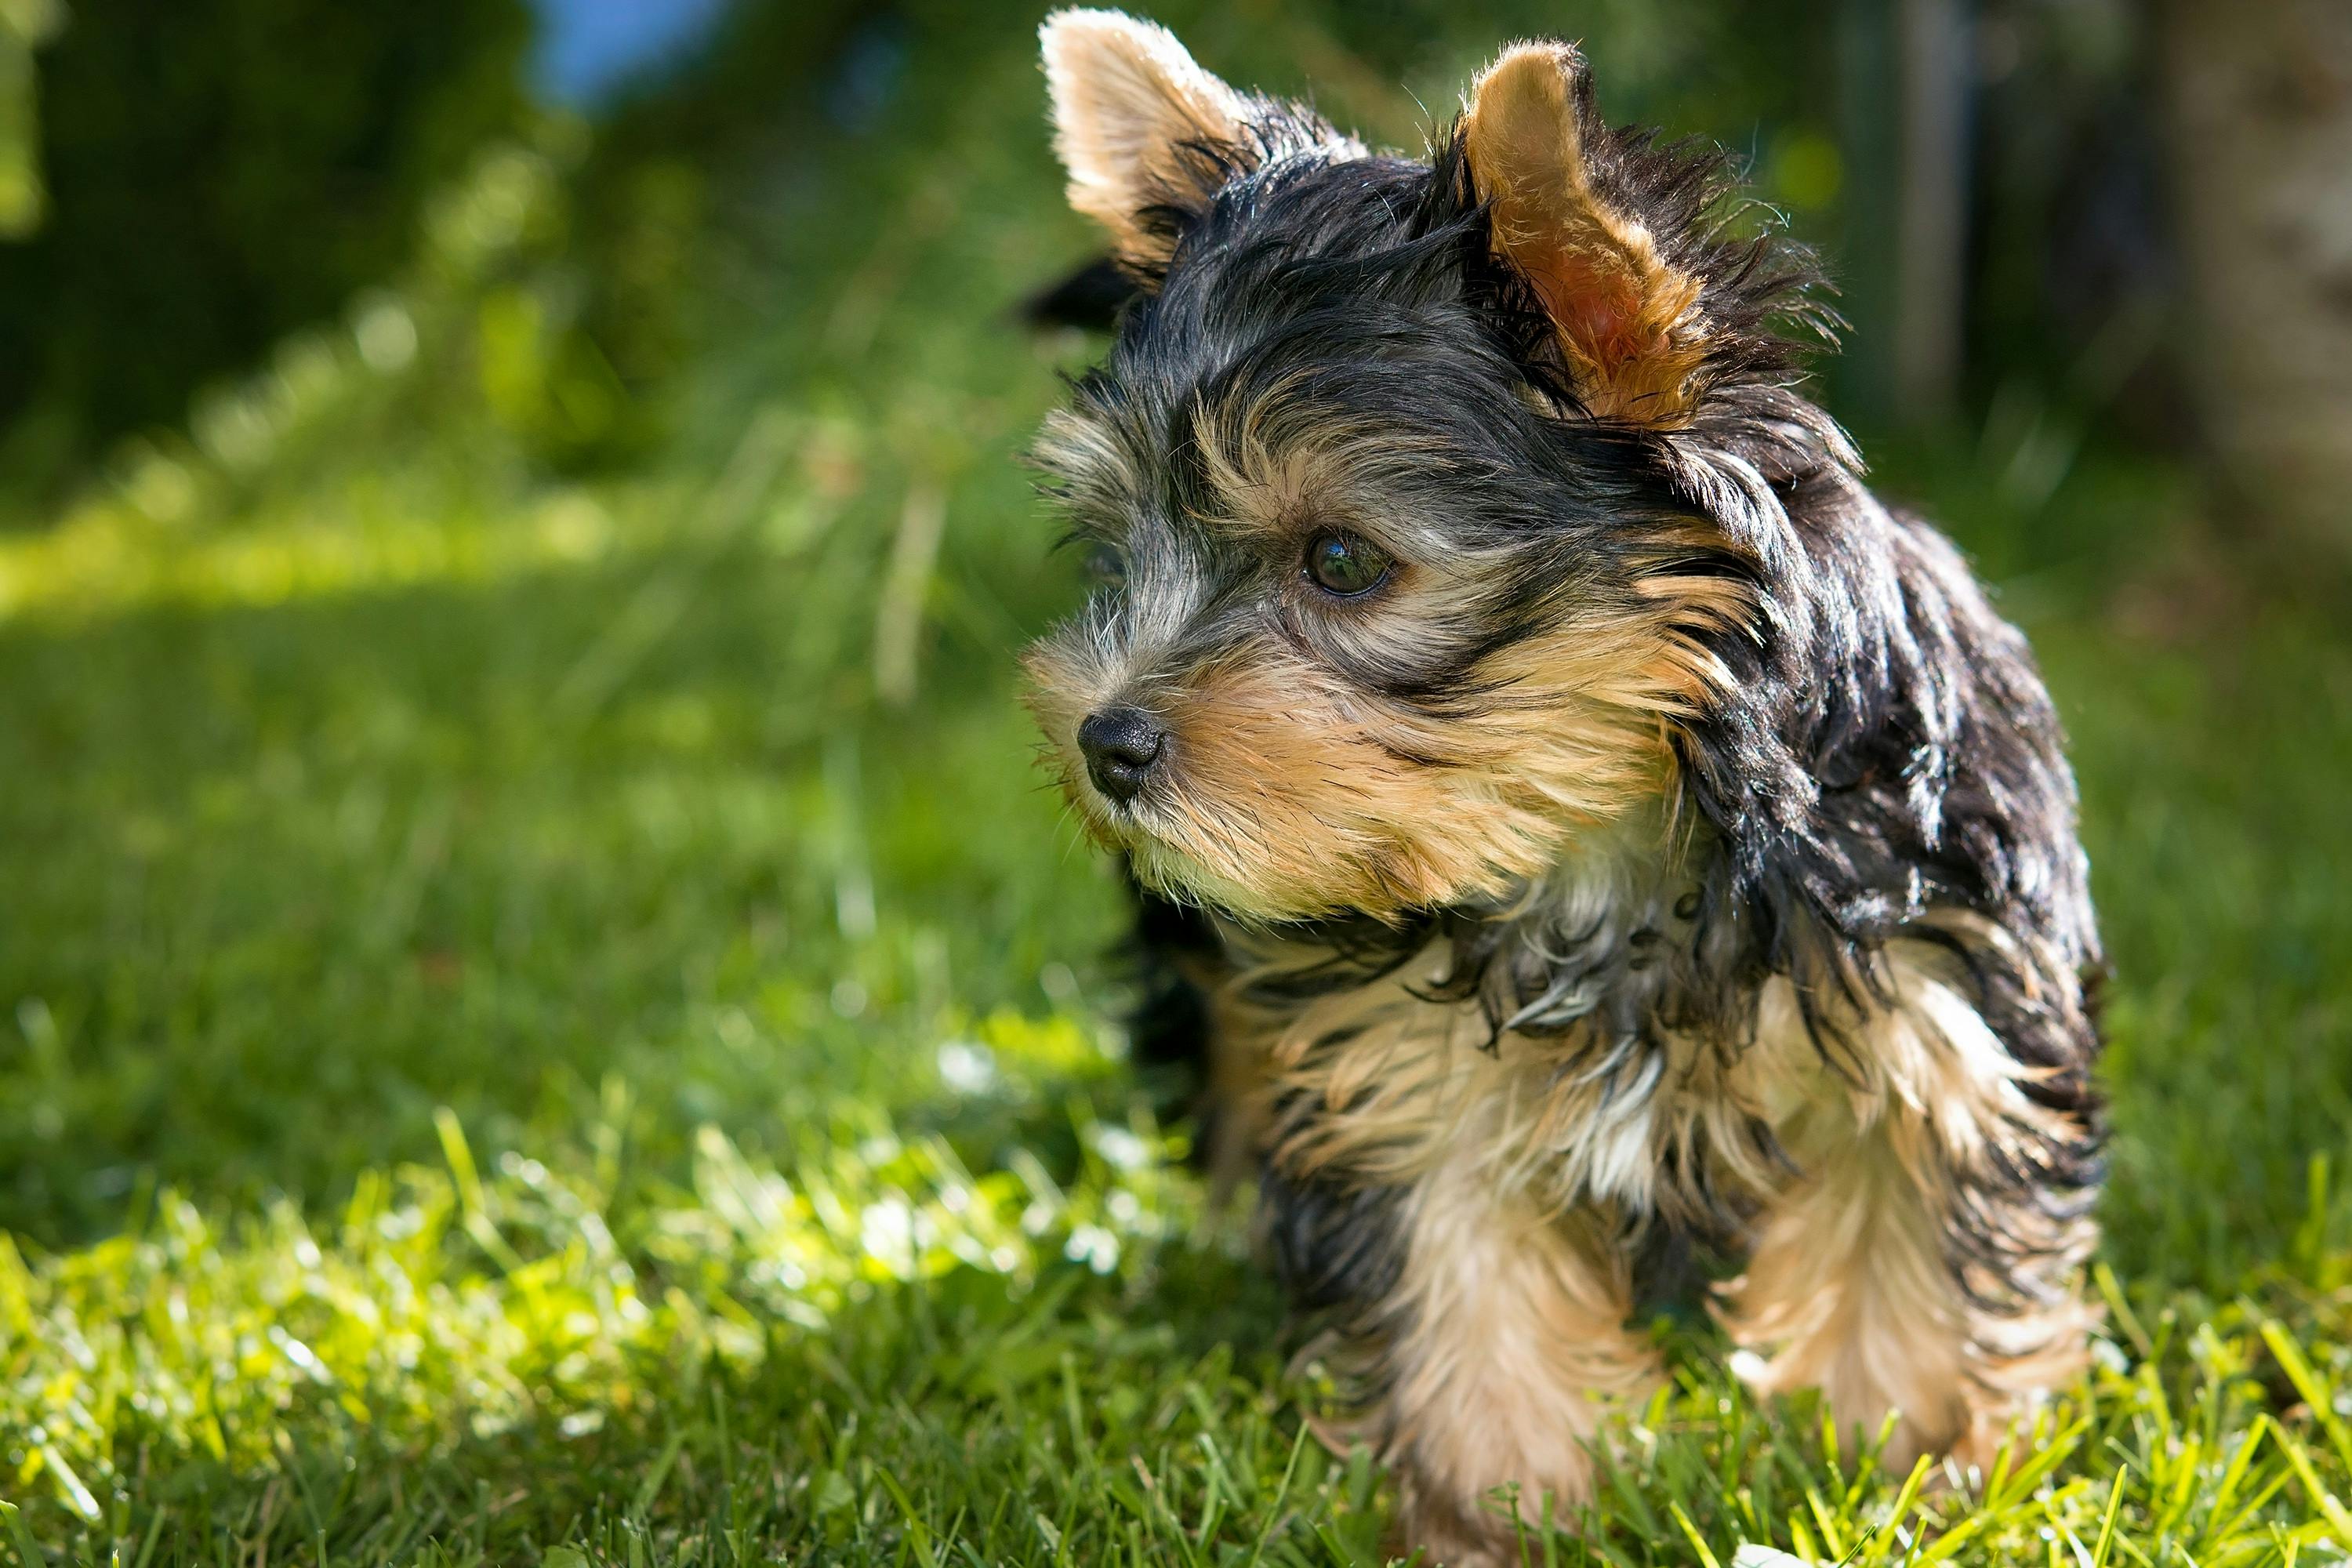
[
  {"left": 0, "top": 0, "right": 2162, "bottom": 510},
  {"left": 0, "top": 0, "right": 61, "bottom": 236},
  {"left": 0, "top": 0, "right": 533, "bottom": 497}
]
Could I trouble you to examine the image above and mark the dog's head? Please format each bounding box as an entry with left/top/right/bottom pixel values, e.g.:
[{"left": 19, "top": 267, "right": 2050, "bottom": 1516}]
[{"left": 1022, "top": 10, "right": 1845, "bottom": 924}]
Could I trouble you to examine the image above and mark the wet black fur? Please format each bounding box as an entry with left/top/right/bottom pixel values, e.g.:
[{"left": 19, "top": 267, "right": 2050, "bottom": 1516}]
[{"left": 1039, "top": 74, "right": 2102, "bottom": 1368}]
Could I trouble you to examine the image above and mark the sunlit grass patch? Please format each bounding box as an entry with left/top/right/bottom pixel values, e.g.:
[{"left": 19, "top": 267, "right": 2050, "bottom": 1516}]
[
  {"left": 0, "top": 484, "right": 650, "bottom": 625},
  {"left": 0, "top": 1080, "right": 1205, "bottom": 1533},
  {"left": 2, "top": 1102, "right": 2348, "bottom": 1563}
]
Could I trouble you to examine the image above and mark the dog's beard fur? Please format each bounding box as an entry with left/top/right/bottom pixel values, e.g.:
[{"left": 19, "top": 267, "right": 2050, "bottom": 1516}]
[{"left": 1025, "top": 13, "right": 2103, "bottom": 1563}]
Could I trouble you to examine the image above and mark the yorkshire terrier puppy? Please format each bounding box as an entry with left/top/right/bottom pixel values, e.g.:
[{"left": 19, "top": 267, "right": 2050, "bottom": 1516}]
[{"left": 1022, "top": 12, "right": 2102, "bottom": 1563}]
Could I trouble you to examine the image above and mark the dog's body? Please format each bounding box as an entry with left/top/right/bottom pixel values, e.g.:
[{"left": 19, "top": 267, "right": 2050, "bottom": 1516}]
[{"left": 1022, "top": 13, "right": 2102, "bottom": 1563}]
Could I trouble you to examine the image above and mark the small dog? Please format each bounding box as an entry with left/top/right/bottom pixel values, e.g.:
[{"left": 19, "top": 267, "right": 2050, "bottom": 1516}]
[{"left": 1022, "top": 13, "right": 2103, "bottom": 1563}]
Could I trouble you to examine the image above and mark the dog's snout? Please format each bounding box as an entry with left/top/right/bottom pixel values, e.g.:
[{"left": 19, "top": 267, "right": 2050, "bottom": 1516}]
[{"left": 1077, "top": 707, "right": 1167, "bottom": 803}]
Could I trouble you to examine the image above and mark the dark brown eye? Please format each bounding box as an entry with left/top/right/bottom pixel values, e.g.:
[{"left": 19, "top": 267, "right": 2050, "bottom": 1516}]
[
  {"left": 1305, "top": 532, "right": 1392, "bottom": 597},
  {"left": 1085, "top": 543, "right": 1127, "bottom": 589}
]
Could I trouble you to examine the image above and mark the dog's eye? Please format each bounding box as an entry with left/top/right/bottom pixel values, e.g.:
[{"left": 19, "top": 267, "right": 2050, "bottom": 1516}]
[
  {"left": 1085, "top": 543, "right": 1128, "bottom": 589},
  {"left": 1304, "top": 532, "right": 1392, "bottom": 597}
]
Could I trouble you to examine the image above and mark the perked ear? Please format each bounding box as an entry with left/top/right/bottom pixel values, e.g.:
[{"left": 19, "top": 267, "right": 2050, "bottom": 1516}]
[
  {"left": 1040, "top": 9, "right": 1253, "bottom": 269},
  {"left": 1462, "top": 44, "right": 1711, "bottom": 426}
]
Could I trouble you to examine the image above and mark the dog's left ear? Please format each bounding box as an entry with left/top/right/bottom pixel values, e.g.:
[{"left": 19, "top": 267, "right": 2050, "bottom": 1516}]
[{"left": 1461, "top": 44, "right": 1711, "bottom": 426}]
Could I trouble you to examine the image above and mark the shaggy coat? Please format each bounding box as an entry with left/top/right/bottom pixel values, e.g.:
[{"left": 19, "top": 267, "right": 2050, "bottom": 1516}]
[{"left": 1021, "top": 13, "right": 2102, "bottom": 1564}]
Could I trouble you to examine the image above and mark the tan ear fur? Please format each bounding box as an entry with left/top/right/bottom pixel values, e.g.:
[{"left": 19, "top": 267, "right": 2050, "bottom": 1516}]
[
  {"left": 1040, "top": 9, "right": 1250, "bottom": 263},
  {"left": 1462, "top": 44, "right": 1710, "bottom": 425}
]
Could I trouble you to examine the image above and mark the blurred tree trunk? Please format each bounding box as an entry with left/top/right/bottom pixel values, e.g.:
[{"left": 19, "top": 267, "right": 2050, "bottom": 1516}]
[
  {"left": 1894, "top": 0, "right": 1970, "bottom": 425},
  {"left": 1834, "top": 0, "right": 1900, "bottom": 419},
  {"left": 2158, "top": 0, "right": 2352, "bottom": 549},
  {"left": 1837, "top": 0, "right": 1974, "bottom": 427}
]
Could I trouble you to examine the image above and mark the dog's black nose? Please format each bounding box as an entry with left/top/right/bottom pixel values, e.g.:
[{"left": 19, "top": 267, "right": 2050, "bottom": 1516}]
[{"left": 1077, "top": 707, "right": 1167, "bottom": 803}]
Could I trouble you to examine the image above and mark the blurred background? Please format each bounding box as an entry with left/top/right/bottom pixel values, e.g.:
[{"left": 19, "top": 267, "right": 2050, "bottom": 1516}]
[
  {"left": 0, "top": 0, "right": 2348, "bottom": 1549},
  {"left": 5, "top": 0, "right": 2350, "bottom": 1266},
  {"left": 7, "top": 0, "right": 2350, "bottom": 538}
]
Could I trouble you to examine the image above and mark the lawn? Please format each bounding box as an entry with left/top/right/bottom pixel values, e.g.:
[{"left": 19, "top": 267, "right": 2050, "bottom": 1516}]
[{"left": 2, "top": 2, "right": 2350, "bottom": 1563}]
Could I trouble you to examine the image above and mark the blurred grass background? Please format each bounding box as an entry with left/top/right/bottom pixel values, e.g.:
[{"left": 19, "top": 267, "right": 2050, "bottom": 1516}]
[{"left": 0, "top": 0, "right": 2349, "bottom": 1562}]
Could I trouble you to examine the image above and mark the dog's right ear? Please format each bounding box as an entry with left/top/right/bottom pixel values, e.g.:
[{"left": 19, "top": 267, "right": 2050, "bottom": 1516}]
[
  {"left": 1039, "top": 9, "right": 1254, "bottom": 273},
  {"left": 1458, "top": 43, "right": 1717, "bottom": 426}
]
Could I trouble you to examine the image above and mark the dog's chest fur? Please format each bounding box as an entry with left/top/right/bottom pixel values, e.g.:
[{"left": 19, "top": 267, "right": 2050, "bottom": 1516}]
[{"left": 1225, "top": 813, "right": 2057, "bottom": 1245}]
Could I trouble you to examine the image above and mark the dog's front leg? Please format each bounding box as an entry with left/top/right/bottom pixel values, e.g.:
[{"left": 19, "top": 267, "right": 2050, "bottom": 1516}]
[
  {"left": 1717, "top": 956, "right": 2100, "bottom": 1471},
  {"left": 1384, "top": 1164, "right": 1659, "bottom": 1563},
  {"left": 1269, "top": 1134, "right": 1660, "bottom": 1566}
]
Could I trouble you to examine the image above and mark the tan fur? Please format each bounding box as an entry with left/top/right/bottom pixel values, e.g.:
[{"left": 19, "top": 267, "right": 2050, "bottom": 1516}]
[
  {"left": 1717, "top": 946, "right": 2099, "bottom": 1470},
  {"left": 1030, "top": 405, "right": 1138, "bottom": 525},
  {"left": 1382, "top": 1156, "right": 1658, "bottom": 1556},
  {"left": 1461, "top": 45, "right": 1711, "bottom": 426},
  {"left": 1197, "top": 967, "right": 1272, "bottom": 1201},
  {"left": 1229, "top": 938, "right": 1659, "bottom": 1556},
  {"left": 1028, "top": 630, "right": 1692, "bottom": 922},
  {"left": 1249, "top": 841, "right": 1781, "bottom": 1221},
  {"left": 1219, "top": 922, "right": 2095, "bottom": 1564}
]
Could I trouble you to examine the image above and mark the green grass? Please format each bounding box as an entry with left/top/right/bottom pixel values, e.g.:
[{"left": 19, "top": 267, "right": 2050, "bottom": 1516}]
[{"left": 3, "top": 2, "right": 2350, "bottom": 1561}]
